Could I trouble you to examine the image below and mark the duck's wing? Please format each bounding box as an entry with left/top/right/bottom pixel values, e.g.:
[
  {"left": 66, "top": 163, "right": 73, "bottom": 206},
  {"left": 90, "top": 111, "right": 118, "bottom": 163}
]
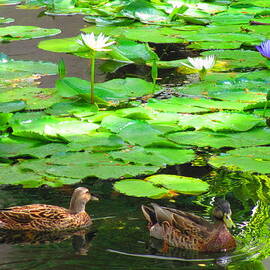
[
  {"left": 142, "top": 203, "right": 214, "bottom": 234},
  {"left": 0, "top": 204, "right": 69, "bottom": 224}
]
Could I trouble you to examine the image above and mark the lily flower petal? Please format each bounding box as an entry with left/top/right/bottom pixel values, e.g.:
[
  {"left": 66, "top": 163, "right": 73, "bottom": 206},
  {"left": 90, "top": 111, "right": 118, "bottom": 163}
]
[
  {"left": 181, "top": 55, "right": 215, "bottom": 71},
  {"left": 78, "top": 32, "right": 115, "bottom": 51},
  {"left": 256, "top": 40, "right": 270, "bottom": 59}
]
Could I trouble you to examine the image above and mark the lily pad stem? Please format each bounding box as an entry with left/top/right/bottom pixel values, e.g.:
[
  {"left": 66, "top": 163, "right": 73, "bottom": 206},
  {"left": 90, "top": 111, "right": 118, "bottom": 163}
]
[
  {"left": 90, "top": 51, "right": 96, "bottom": 104},
  {"left": 199, "top": 68, "right": 207, "bottom": 81}
]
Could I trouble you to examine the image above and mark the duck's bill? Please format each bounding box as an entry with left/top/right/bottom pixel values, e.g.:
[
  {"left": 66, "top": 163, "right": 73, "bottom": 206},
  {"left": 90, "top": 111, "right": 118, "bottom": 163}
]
[
  {"left": 91, "top": 195, "right": 99, "bottom": 201},
  {"left": 223, "top": 213, "right": 235, "bottom": 228}
]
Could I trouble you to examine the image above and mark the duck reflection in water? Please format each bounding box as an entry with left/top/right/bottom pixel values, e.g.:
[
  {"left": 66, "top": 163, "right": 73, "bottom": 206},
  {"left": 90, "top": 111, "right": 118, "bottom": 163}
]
[{"left": 0, "top": 229, "right": 96, "bottom": 255}]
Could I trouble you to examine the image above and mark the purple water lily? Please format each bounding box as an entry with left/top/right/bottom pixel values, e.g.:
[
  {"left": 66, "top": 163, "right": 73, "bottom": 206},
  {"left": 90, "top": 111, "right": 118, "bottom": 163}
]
[{"left": 256, "top": 40, "right": 270, "bottom": 59}]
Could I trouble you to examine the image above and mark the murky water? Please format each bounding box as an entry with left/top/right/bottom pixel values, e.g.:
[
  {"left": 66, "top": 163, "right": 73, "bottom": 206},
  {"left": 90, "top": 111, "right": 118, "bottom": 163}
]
[
  {"left": 1, "top": 5, "right": 270, "bottom": 270},
  {"left": 0, "top": 176, "right": 269, "bottom": 270}
]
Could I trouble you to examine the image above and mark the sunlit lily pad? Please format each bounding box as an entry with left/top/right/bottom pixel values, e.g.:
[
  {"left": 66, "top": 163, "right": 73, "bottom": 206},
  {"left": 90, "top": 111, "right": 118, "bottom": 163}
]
[
  {"left": 0, "top": 87, "right": 64, "bottom": 110},
  {"left": 168, "top": 128, "right": 270, "bottom": 148},
  {"left": 0, "top": 137, "right": 39, "bottom": 158},
  {"left": 209, "top": 147, "right": 270, "bottom": 174},
  {"left": 147, "top": 174, "right": 209, "bottom": 195},
  {"left": 120, "top": 0, "right": 168, "bottom": 23},
  {"left": 0, "top": 17, "right": 14, "bottom": 24},
  {"left": 0, "top": 55, "right": 58, "bottom": 75},
  {"left": 110, "top": 147, "right": 194, "bottom": 166},
  {"left": 0, "top": 165, "right": 80, "bottom": 188},
  {"left": 113, "top": 174, "right": 209, "bottom": 198},
  {"left": 0, "top": 100, "right": 26, "bottom": 113},
  {"left": 146, "top": 97, "right": 247, "bottom": 112},
  {"left": 56, "top": 77, "right": 159, "bottom": 103},
  {"left": 19, "top": 156, "right": 160, "bottom": 180},
  {"left": 177, "top": 112, "right": 265, "bottom": 132},
  {"left": 82, "top": 25, "right": 185, "bottom": 43},
  {"left": 201, "top": 50, "right": 267, "bottom": 69},
  {"left": 0, "top": 26, "right": 61, "bottom": 41},
  {"left": 114, "top": 179, "right": 168, "bottom": 198},
  {"left": 11, "top": 115, "right": 100, "bottom": 141}
]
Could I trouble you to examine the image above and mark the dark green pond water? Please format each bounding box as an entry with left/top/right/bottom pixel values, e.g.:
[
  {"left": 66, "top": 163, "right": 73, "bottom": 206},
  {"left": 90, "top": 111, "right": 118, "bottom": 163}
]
[
  {"left": 1, "top": 5, "right": 270, "bottom": 270},
  {"left": 0, "top": 174, "right": 269, "bottom": 270}
]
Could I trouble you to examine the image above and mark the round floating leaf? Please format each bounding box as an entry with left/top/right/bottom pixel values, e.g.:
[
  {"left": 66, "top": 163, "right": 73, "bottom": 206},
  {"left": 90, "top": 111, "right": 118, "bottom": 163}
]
[
  {"left": 11, "top": 115, "right": 100, "bottom": 141},
  {"left": 0, "top": 100, "right": 26, "bottom": 113},
  {"left": 120, "top": 0, "right": 168, "bottom": 23},
  {"left": 0, "top": 58, "right": 58, "bottom": 75},
  {"left": 0, "top": 165, "right": 81, "bottom": 188},
  {"left": 38, "top": 36, "right": 81, "bottom": 53},
  {"left": 114, "top": 179, "right": 168, "bottom": 198},
  {"left": 147, "top": 174, "right": 209, "bottom": 195},
  {"left": 146, "top": 97, "right": 246, "bottom": 112},
  {"left": 0, "top": 26, "right": 61, "bottom": 41},
  {"left": 111, "top": 147, "right": 194, "bottom": 166},
  {"left": 211, "top": 13, "right": 253, "bottom": 25},
  {"left": 0, "top": 166, "right": 43, "bottom": 187},
  {"left": 209, "top": 146, "right": 270, "bottom": 174},
  {"left": 0, "top": 136, "right": 39, "bottom": 158},
  {"left": 0, "top": 87, "right": 64, "bottom": 110},
  {"left": 113, "top": 174, "right": 209, "bottom": 198},
  {"left": 177, "top": 112, "right": 265, "bottom": 132},
  {"left": 67, "top": 132, "right": 125, "bottom": 152},
  {"left": 168, "top": 128, "right": 270, "bottom": 148},
  {"left": 45, "top": 101, "right": 98, "bottom": 117},
  {"left": 0, "top": 17, "right": 14, "bottom": 24},
  {"left": 201, "top": 50, "right": 266, "bottom": 69}
]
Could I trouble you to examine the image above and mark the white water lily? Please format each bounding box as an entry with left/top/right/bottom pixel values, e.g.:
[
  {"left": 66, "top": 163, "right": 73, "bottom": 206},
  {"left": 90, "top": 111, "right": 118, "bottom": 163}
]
[
  {"left": 181, "top": 55, "right": 215, "bottom": 80},
  {"left": 182, "top": 55, "right": 216, "bottom": 71},
  {"left": 78, "top": 32, "right": 115, "bottom": 51}
]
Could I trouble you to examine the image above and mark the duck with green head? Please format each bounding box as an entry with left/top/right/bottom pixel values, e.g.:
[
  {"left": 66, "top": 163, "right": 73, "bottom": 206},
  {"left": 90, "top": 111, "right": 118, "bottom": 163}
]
[{"left": 141, "top": 198, "right": 236, "bottom": 252}]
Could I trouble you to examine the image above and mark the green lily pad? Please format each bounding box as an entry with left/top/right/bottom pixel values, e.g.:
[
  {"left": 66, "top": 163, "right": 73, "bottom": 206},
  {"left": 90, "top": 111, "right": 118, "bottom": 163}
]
[
  {"left": 113, "top": 174, "right": 209, "bottom": 198},
  {"left": 146, "top": 97, "right": 247, "bottom": 112},
  {"left": 110, "top": 147, "right": 194, "bottom": 166},
  {"left": 0, "top": 17, "right": 15, "bottom": 24},
  {"left": 56, "top": 77, "right": 159, "bottom": 103},
  {"left": 82, "top": 25, "right": 184, "bottom": 43},
  {"left": 168, "top": 128, "right": 270, "bottom": 148},
  {"left": 209, "top": 147, "right": 270, "bottom": 174},
  {"left": 177, "top": 112, "right": 265, "bottom": 132},
  {"left": 0, "top": 87, "right": 64, "bottom": 110},
  {"left": 0, "top": 100, "right": 26, "bottom": 113},
  {"left": 0, "top": 26, "right": 61, "bottom": 41},
  {"left": 147, "top": 174, "right": 209, "bottom": 195},
  {"left": 67, "top": 132, "right": 126, "bottom": 152},
  {"left": 11, "top": 115, "right": 100, "bottom": 141},
  {"left": 114, "top": 179, "right": 168, "bottom": 198},
  {"left": 0, "top": 136, "right": 40, "bottom": 158},
  {"left": 20, "top": 155, "right": 159, "bottom": 180},
  {"left": 201, "top": 50, "right": 267, "bottom": 69},
  {"left": 0, "top": 56, "right": 58, "bottom": 75}
]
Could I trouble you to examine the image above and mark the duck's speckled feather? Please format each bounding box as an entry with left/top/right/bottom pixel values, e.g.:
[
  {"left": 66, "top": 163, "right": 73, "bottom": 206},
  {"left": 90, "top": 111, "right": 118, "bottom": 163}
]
[
  {"left": 0, "top": 204, "right": 91, "bottom": 231},
  {"left": 142, "top": 203, "right": 236, "bottom": 253}
]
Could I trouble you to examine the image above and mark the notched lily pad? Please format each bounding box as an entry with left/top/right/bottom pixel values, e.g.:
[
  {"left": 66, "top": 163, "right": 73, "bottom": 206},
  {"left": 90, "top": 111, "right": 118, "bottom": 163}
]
[
  {"left": 209, "top": 146, "right": 270, "bottom": 174},
  {"left": 113, "top": 174, "right": 209, "bottom": 198}
]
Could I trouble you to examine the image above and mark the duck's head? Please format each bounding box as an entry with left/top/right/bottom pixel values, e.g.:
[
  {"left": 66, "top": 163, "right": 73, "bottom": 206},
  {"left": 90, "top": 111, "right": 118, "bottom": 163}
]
[
  {"left": 69, "top": 187, "right": 98, "bottom": 214},
  {"left": 212, "top": 198, "right": 235, "bottom": 228}
]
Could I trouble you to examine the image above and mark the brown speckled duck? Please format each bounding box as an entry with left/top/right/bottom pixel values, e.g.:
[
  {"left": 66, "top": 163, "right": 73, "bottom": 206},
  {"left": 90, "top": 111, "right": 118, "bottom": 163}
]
[
  {"left": 142, "top": 198, "right": 236, "bottom": 253},
  {"left": 0, "top": 187, "right": 98, "bottom": 231}
]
